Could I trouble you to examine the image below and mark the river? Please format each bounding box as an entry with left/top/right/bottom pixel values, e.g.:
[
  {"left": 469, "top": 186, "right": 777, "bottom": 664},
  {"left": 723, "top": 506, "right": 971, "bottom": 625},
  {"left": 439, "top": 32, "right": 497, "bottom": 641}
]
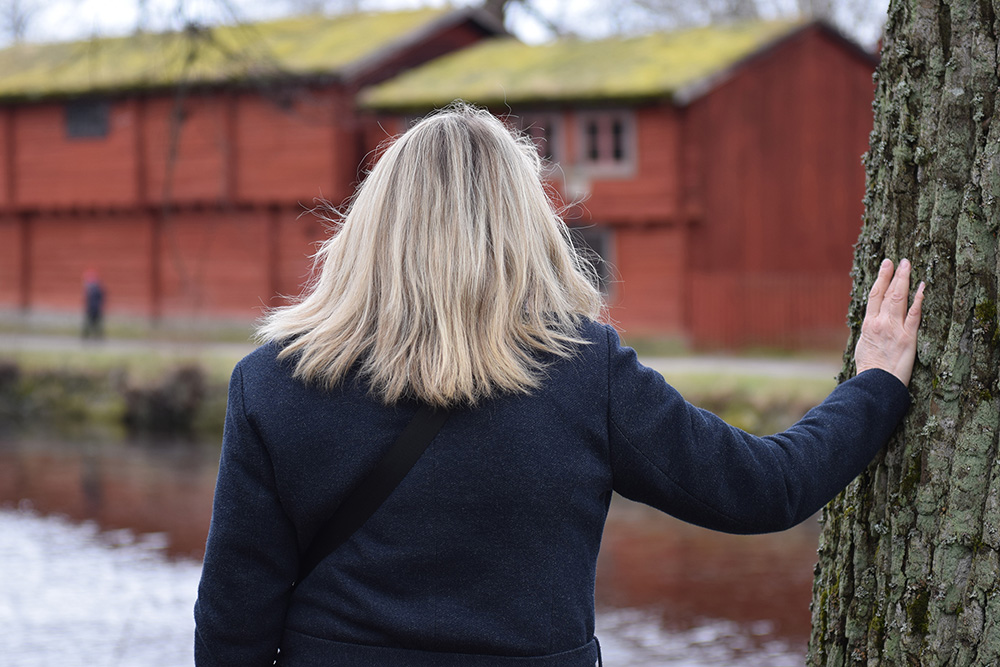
[{"left": 0, "top": 438, "right": 815, "bottom": 666}]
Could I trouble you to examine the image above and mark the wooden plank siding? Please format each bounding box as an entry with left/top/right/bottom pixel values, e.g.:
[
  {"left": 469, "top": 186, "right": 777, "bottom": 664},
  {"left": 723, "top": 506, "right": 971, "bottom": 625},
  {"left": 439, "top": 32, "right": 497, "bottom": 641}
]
[
  {"left": 0, "top": 108, "right": 13, "bottom": 209},
  {"left": 519, "top": 25, "right": 874, "bottom": 345},
  {"left": 0, "top": 214, "right": 24, "bottom": 307},
  {"left": 684, "top": 26, "right": 872, "bottom": 275},
  {"left": 609, "top": 225, "right": 688, "bottom": 336},
  {"left": 235, "top": 89, "right": 351, "bottom": 206},
  {"left": 0, "top": 18, "right": 874, "bottom": 349},
  {"left": 679, "top": 25, "right": 873, "bottom": 346},
  {"left": 15, "top": 102, "right": 138, "bottom": 210},
  {"left": 545, "top": 106, "right": 687, "bottom": 336},
  {"left": 0, "top": 89, "right": 345, "bottom": 319},
  {"left": 0, "top": 12, "right": 497, "bottom": 322},
  {"left": 155, "top": 209, "right": 269, "bottom": 317},
  {"left": 143, "top": 95, "right": 232, "bottom": 205},
  {"left": 688, "top": 272, "right": 850, "bottom": 348},
  {"left": 26, "top": 213, "right": 154, "bottom": 313}
]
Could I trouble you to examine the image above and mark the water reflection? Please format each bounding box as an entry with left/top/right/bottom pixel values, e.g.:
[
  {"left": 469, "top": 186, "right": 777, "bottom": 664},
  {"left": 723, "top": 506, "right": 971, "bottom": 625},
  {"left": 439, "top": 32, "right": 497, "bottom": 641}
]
[
  {"left": 596, "top": 503, "right": 817, "bottom": 662},
  {"left": 0, "top": 439, "right": 217, "bottom": 559},
  {"left": 0, "top": 439, "right": 816, "bottom": 665}
]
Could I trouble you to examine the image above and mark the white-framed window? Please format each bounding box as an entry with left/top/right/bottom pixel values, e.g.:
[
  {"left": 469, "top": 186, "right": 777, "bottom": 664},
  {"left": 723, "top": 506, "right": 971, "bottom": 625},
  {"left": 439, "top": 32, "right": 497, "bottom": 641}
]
[
  {"left": 516, "top": 111, "right": 565, "bottom": 165},
  {"left": 575, "top": 109, "right": 636, "bottom": 177}
]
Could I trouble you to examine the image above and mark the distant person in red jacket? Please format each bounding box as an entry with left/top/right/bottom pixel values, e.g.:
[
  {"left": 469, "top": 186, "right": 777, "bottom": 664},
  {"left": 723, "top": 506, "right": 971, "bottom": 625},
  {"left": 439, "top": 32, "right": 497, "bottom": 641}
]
[{"left": 82, "top": 269, "right": 105, "bottom": 340}]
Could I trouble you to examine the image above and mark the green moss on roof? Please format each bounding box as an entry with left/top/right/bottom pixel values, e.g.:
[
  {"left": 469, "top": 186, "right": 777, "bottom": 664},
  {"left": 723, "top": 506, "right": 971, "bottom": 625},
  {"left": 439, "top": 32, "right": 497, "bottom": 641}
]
[
  {"left": 0, "top": 8, "right": 451, "bottom": 100},
  {"left": 362, "top": 20, "right": 803, "bottom": 109}
]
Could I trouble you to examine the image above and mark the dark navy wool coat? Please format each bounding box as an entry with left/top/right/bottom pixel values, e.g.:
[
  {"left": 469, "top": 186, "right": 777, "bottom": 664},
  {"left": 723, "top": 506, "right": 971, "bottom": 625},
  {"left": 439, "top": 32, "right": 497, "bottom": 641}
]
[{"left": 194, "top": 320, "right": 910, "bottom": 666}]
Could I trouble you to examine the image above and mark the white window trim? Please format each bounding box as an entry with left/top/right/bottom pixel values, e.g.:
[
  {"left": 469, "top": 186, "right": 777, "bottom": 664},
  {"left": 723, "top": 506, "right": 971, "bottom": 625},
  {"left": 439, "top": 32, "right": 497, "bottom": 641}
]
[{"left": 574, "top": 109, "right": 637, "bottom": 179}]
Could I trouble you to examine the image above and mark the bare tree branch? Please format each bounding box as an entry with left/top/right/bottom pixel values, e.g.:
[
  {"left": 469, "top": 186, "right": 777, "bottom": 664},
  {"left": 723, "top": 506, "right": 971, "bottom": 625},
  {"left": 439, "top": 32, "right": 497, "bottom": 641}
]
[
  {"left": 281, "top": 0, "right": 364, "bottom": 15},
  {"left": 0, "top": 0, "right": 43, "bottom": 43}
]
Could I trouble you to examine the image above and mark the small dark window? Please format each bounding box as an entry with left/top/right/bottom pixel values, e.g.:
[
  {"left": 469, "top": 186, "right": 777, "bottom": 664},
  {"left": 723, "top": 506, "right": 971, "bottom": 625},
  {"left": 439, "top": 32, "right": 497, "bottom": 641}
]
[
  {"left": 586, "top": 120, "right": 601, "bottom": 161},
  {"left": 65, "top": 100, "right": 110, "bottom": 139},
  {"left": 569, "top": 224, "right": 614, "bottom": 293},
  {"left": 538, "top": 124, "right": 553, "bottom": 161},
  {"left": 519, "top": 112, "right": 564, "bottom": 163},
  {"left": 611, "top": 119, "right": 625, "bottom": 161}
]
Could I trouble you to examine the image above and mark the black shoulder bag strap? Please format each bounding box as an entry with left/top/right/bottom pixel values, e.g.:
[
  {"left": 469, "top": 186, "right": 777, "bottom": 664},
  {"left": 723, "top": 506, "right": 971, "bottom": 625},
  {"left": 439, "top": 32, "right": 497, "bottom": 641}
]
[{"left": 296, "top": 404, "right": 450, "bottom": 585}]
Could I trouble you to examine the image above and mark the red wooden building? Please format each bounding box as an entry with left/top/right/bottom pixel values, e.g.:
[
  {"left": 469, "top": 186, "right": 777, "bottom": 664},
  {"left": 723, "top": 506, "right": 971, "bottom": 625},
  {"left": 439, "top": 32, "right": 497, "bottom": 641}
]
[
  {"left": 0, "top": 8, "right": 501, "bottom": 321},
  {"left": 364, "top": 20, "right": 877, "bottom": 347},
  {"left": 0, "top": 12, "right": 875, "bottom": 348}
]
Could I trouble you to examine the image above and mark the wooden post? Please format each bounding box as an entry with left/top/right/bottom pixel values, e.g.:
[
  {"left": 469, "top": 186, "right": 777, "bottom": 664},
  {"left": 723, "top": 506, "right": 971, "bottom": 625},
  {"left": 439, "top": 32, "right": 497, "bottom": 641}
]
[
  {"left": 150, "top": 209, "right": 162, "bottom": 321},
  {"left": 267, "top": 205, "right": 281, "bottom": 308},
  {"left": 18, "top": 212, "right": 31, "bottom": 312},
  {"left": 224, "top": 92, "right": 238, "bottom": 204},
  {"left": 4, "top": 107, "right": 15, "bottom": 207},
  {"left": 135, "top": 96, "right": 148, "bottom": 207}
]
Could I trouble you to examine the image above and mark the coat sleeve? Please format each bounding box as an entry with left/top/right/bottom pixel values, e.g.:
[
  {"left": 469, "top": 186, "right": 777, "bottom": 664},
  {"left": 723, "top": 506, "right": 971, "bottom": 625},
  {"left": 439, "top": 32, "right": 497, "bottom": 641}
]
[
  {"left": 605, "top": 326, "right": 911, "bottom": 533},
  {"left": 194, "top": 362, "right": 300, "bottom": 666}
]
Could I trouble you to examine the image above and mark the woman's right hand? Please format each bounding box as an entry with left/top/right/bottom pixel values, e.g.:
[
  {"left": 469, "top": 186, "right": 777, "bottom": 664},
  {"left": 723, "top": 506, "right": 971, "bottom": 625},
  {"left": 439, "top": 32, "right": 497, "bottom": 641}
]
[{"left": 854, "top": 258, "right": 925, "bottom": 386}]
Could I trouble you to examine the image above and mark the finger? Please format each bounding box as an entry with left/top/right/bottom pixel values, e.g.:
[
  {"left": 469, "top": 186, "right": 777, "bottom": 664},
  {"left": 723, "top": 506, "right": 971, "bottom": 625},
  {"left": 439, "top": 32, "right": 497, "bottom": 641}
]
[
  {"left": 865, "top": 258, "right": 894, "bottom": 320},
  {"left": 882, "top": 258, "right": 912, "bottom": 319},
  {"left": 904, "top": 281, "right": 925, "bottom": 335}
]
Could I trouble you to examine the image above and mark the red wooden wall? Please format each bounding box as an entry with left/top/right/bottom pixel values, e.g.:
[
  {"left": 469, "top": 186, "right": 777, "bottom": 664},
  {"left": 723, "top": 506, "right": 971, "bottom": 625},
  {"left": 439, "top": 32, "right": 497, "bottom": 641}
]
[
  {"left": 370, "top": 26, "right": 873, "bottom": 347},
  {"left": 681, "top": 25, "right": 874, "bottom": 347},
  {"left": 547, "top": 25, "right": 874, "bottom": 346},
  {"left": 0, "top": 88, "right": 345, "bottom": 318},
  {"left": 0, "top": 16, "right": 494, "bottom": 322},
  {"left": 16, "top": 103, "right": 138, "bottom": 210},
  {"left": 143, "top": 95, "right": 232, "bottom": 204},
  {"left": 2, "top": 90, "right": 358, "bottom": 212},
  {"left": 28, "top": 213, "right": 153, "bottom": 312},
  {"left": 0, "top": 215, "right": 25, "bottom": 307},
  {"left": 0, "top": 21, "right": 874, "bottom": 350},
  {"left": 567, "top": 105, "right": 681, "bottom": 224},
  {"left": 572, "top": 106, "right": 688, "bottom": 336},
  {"left": 611, "top": 225, "right": 688, "bottom": 334}
]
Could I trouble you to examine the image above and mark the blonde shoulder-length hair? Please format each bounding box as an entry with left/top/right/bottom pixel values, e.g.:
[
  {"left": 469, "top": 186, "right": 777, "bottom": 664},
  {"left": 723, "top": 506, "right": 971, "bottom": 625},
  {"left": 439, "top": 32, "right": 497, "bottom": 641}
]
[{"left": 258, "top": 103, "right": 604, "bottom": 407}]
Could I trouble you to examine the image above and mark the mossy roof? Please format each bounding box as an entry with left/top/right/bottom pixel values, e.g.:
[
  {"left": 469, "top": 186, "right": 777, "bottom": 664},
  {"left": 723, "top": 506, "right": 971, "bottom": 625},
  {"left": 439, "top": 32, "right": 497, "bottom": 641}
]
[
  {"left": 361, "top": 20, "right": 805, "bottom": 110},
  {"left": 0, "top": 8, "right": 458, "bottom": 100}
]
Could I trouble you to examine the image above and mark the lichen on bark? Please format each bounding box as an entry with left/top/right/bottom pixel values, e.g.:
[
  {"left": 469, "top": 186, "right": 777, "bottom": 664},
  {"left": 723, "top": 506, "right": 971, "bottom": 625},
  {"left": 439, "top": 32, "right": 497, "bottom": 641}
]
[{"left": 808, "top": 0, "right": 1000, "bottom": 664}]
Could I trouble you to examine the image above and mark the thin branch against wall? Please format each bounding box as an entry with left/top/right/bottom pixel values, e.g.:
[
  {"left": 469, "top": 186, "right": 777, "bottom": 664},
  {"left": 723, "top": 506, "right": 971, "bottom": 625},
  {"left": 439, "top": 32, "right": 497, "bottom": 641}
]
[
  {"left": 0, "top": 0, "right": 886, "bottom": 50},
  {"left": 508, "top": 0, "right": 571, "bottom": 37},
  {"left": 154, "top": 0, "right": 307, "bottom": 316},
  {"left": 158, "top": 32, "right": 201, "bottom": 313}
]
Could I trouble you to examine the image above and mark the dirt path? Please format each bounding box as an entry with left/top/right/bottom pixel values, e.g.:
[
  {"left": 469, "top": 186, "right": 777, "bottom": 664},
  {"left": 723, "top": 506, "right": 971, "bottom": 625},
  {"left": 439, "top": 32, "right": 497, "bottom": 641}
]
[{"left": 0, "top": 333, "right": 255, "bottom": 358}]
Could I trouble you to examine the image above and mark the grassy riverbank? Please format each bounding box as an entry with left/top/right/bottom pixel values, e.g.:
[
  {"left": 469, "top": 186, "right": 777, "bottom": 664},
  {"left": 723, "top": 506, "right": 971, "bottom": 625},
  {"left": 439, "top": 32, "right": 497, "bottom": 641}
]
[{"left": 0, "top": 335, "right": 839, "bottom": 443}]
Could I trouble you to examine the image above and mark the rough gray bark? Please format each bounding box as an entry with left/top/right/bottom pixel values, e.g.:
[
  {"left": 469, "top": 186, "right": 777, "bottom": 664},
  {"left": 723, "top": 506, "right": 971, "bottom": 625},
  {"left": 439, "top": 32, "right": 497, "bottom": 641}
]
[{"left": 808, "top": 0, "right": 1000, "bottom": 664}]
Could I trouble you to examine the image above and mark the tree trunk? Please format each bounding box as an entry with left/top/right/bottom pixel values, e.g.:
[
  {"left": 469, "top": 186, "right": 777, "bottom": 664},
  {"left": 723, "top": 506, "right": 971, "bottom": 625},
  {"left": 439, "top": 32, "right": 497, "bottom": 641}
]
[{"left": 808, "top": 0, "right": 1000, "bottom": 664}]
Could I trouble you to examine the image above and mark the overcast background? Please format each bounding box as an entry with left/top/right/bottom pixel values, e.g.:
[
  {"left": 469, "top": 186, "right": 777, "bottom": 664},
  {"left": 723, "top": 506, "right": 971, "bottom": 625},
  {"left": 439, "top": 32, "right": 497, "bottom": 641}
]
[{"left": 2, "top": 0, "right": 888, "bottom": 49}]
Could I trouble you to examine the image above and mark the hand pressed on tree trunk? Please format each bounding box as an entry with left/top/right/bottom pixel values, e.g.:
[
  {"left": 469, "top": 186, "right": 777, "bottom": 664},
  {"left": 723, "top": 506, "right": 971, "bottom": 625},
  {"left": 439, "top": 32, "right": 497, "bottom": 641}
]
[{"left": 854, "top": 258, "right": 925, "bottom": 387}]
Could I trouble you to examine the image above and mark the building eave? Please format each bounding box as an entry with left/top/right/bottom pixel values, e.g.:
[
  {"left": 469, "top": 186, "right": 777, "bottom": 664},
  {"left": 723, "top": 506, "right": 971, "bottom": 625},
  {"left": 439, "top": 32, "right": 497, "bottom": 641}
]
[{"left": 340, "top": 7, "right": 507, "bottom": 85}]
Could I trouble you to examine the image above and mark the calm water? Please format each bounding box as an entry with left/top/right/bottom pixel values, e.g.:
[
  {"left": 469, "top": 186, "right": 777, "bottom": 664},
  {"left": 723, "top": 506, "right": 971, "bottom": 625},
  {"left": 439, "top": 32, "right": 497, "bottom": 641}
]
[{"left": 0, "top": 439, "right": 815, "bottom": 666}]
